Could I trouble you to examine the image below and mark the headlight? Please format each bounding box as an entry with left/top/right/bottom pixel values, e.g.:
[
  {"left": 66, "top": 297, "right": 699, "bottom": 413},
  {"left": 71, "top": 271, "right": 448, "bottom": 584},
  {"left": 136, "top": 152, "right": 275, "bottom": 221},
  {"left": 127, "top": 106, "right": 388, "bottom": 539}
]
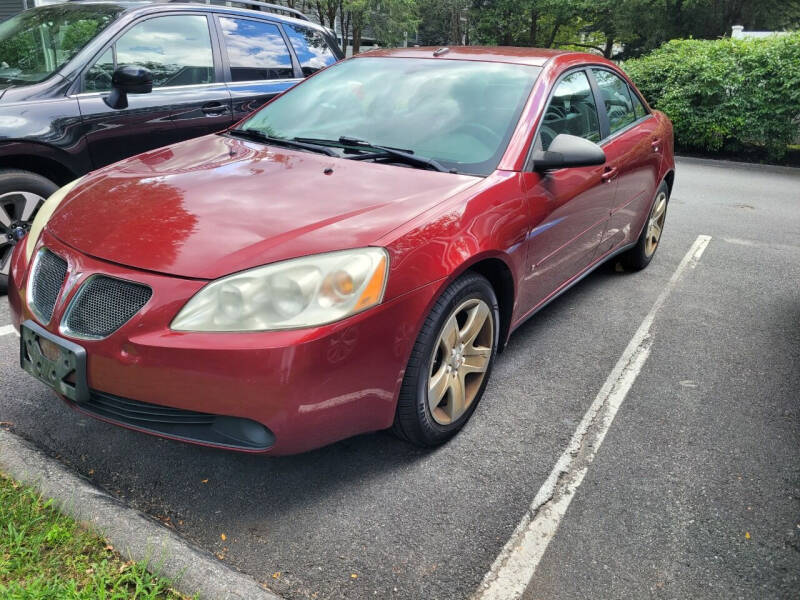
[
  {"left": 24, "top": 177, "right": 84, "bottom": 262},
  {"left": 171, "top": 248, "right": 389, "bottom": 332}
]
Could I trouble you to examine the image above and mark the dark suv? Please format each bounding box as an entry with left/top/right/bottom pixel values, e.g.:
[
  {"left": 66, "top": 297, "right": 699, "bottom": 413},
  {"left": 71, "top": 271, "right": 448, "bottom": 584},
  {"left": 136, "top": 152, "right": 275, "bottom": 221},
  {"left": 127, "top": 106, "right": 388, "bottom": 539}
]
[{"left": 0, "top": 0, "right": 343, "bottom": 292}]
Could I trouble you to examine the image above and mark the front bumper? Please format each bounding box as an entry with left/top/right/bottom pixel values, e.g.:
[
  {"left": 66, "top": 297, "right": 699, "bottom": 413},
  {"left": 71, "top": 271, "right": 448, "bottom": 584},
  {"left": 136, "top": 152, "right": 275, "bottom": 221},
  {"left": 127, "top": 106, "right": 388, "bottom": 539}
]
[{"left": 8, "top": 230, "right": 438, "bottom": 454}]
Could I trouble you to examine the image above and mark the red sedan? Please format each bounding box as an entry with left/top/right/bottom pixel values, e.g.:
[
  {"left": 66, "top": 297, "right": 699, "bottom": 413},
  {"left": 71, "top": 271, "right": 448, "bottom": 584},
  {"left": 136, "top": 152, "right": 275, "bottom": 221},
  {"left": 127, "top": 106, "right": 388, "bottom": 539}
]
[{"left": 8, "top": 47, "right": 674, "bottom": 455}]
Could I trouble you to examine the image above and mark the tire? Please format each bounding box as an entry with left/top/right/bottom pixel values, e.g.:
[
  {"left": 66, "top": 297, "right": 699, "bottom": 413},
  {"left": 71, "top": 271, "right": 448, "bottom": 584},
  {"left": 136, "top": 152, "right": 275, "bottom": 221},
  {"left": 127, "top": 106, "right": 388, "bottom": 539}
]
[
  {"left": 0, "top": 169, "right": 58, "bottom": 295},
  {"left": 618, "top": 180, "right": 670, "bottom": 272},
  {"left": 392, "top": 272, "right": 500, "bottom": 447}
]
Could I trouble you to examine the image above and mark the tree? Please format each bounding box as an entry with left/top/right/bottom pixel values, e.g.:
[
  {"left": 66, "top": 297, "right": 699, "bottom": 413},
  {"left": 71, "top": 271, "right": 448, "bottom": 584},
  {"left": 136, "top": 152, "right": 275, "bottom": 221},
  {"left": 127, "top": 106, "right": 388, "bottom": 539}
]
[{"left": 464, "top": 0, "right": 800, "bottom": 58}]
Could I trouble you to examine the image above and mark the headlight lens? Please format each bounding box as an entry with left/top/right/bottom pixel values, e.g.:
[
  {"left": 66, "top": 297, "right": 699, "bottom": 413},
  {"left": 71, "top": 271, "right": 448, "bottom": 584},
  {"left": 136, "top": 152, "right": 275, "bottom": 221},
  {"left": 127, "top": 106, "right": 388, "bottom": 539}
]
[
  {"left": 171, "top": 248, "right": 389, "bottom": 332},
  {"left": 24, "top": 177, "right": 84, "bottom": 262}
]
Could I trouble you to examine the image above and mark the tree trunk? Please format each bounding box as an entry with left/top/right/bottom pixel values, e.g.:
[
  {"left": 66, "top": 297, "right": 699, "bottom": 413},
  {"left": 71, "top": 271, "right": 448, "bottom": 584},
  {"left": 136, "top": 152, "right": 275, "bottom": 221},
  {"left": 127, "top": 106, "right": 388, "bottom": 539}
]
[
  {"left": 326, "top": 1, "right": 337, "bottom": 30},
  {"left": 502, "top": 10, "right": 513, "bottom": 45},
  {"left": 353, "top": 23, "right": 362, "bottom": 55},
  {"left": 338, "top": 1, "right": 345, "bottom": 49},
  {"left": 315, "top": 2, "right": 326, "bottom": 26},
  {"left": 529, "top": 10, "right": 539, "bottom": 46},
  {"left": 603, "top": 35, "right": 614, "bottom": 58},
  {"left": 545, "top": 21, "right": 561, "bottom": 48}
]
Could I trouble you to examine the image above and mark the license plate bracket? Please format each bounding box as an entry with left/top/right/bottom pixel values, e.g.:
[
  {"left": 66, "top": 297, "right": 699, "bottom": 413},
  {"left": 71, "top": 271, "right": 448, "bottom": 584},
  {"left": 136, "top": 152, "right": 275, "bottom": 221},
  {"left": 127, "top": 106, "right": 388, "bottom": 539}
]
[{"left": 20, "top": 320, "right": 89, "bottom": 403}]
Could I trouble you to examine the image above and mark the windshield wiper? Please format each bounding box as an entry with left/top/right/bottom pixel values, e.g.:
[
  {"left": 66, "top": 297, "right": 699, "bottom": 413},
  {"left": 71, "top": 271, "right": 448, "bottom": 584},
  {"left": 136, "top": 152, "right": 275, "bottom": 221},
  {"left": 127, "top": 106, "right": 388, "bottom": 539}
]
[
  {"left": 295, "top": 136, "right": 453, "bottom": 173},
  {"left": 226, "top": 129, "right": 338, "bottom": 157}
]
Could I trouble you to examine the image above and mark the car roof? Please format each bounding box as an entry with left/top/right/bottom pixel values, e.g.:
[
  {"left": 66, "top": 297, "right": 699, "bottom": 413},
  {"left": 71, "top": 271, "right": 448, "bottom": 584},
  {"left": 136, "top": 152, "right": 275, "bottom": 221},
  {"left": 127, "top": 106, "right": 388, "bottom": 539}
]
[
  {"left": 61, "top": 0, "right": 328, "bottom": 32},
  {"left": 357, "top": 46, "right": 595, "bottom": 67}
]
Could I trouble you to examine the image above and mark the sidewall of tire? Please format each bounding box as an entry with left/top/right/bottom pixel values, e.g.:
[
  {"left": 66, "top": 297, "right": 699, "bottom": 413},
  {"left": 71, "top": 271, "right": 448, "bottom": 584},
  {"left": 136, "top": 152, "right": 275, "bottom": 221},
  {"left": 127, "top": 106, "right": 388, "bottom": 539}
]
[
  {"left": 395, "top": 273, "right": 500, "bottom": 446},
  {"left": 0, "top": 169, "right": 58, "bottom": 295},
  {"left": 620, "top": 180, "right": 670, "bottom": 271}
]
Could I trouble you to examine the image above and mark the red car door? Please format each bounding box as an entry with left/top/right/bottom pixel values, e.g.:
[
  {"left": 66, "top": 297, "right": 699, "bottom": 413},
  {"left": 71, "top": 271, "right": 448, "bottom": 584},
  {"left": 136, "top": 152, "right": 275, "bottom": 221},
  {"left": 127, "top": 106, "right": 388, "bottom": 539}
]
[
  {"left": 590, "top": 68, "right": 663, "bottom": 254},
  {"left": 519, "top": 69, "right": 614, "bottom": 313}
]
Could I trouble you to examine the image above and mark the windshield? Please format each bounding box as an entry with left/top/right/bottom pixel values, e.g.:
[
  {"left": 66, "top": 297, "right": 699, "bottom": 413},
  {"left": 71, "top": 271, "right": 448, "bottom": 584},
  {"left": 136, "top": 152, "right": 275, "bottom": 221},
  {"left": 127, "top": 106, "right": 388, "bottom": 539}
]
[
  {"left": 240, "top": 57, "right": 541, "bottom": 176},
  {"left": 0, "top": 4, "right": 123, "bottom": 86}
]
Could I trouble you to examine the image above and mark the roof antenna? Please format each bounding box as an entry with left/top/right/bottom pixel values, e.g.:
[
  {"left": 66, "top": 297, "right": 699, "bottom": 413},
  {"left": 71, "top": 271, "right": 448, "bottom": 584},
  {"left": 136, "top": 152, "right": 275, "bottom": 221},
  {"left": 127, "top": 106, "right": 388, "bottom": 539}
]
[{"left": 432, "top": 47, "right": 450, "bottom": 57}]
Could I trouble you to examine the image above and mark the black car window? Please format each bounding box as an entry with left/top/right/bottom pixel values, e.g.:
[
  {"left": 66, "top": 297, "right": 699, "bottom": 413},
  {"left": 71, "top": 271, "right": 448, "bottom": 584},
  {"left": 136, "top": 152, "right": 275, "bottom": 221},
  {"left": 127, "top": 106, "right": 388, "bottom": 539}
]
[
  {"left": 630, "top": 87, "right": 648, "bottom": 119},
  {"left": 284, "top": 24, "right": 336, "bottom": 76},
  {"left": 537, "top": 70, "right": 600, "bottom": 151},
  {"left": 219, "top": 17, "right": 294, "bottom": 82},
  {"left": 106, "top": 15, "right": 215, "bottom": 90},
  {"left": 592, "top": 69, "right": 636, "bottom": 135},
  {"left": 84, "top": 47, "right": 114, "bottom": 92}
]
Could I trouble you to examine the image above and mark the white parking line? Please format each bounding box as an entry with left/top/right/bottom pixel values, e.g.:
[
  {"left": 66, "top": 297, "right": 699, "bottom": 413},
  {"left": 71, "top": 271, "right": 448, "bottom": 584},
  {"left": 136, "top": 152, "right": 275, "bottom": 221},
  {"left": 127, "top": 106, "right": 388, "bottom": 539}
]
[
  {"left": 0, "top": 325, "right": 18, "bottom": 337},
  {"left": 474, "top": 234, "right": 713, "bottom": 600}
]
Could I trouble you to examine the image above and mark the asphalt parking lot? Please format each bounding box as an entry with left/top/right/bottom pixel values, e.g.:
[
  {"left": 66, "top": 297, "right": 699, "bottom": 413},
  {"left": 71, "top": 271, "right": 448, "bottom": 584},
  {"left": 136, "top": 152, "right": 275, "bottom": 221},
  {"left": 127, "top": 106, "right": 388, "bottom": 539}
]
[{"left": 1, "top": 157, "right": 798, "bottom": 600}]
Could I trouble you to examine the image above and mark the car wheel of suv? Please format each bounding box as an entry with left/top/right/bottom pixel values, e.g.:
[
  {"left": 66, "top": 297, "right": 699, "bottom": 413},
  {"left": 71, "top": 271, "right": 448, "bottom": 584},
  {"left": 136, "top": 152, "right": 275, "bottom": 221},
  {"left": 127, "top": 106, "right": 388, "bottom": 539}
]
[
  {"left": 0, "top": 169, "right": 58, "bottom": 295},
  {"left": 618, "top": 180, "right": 670, "bottom": 272},
  {"left": 392, "top": 272, "right": 499, "bottom": 446}
]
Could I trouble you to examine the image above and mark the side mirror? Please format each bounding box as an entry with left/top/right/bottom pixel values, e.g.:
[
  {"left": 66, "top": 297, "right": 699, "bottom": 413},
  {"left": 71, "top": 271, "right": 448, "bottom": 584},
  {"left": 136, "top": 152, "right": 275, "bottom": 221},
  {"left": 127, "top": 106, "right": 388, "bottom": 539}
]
[
  {"left": 104, "top": 65, "right": 153, "bottom": 110},
  {"left": 532, "top": 133, "right": 606, "bottom": 171}
]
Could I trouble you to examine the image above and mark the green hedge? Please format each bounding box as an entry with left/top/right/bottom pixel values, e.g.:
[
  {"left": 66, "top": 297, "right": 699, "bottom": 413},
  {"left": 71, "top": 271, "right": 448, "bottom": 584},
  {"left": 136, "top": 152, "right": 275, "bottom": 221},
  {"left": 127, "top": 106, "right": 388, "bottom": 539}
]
[{"left": 623, "top": 34, "right": 800, "bottom": 160}]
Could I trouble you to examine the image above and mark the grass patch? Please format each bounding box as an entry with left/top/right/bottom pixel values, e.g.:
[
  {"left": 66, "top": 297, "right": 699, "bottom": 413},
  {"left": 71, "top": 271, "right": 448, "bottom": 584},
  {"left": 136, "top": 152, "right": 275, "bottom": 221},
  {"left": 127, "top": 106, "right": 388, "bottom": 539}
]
[{"left": 0, "top": 472, "right": 190, "bottom": 599}]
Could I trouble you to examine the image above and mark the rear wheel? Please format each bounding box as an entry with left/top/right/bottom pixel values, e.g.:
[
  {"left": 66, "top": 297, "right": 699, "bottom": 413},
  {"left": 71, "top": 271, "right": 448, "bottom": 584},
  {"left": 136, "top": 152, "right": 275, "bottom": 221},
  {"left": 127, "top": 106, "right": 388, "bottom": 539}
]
[
  {"left": 618, "top": 180, "right": 669, "bottom": 271},
  {"left": 0, "top": 170, "right": 58, "bottom": 295},
  {"left": 392, "top": 272, "right": 499, "bottom": 446}
]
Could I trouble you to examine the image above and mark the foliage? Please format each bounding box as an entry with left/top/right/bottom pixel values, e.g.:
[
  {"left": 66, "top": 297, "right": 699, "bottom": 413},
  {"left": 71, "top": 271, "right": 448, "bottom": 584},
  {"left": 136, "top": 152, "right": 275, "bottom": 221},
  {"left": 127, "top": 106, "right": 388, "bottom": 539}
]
[
  {"left": 623, "top": 34, "right": 800, "bottom": 159},
  {"left": 415, "top": 0, "right": 471, "bottom": 46},
  {"left": 0, "top": 473, "right": 190, "bottom": 600},
  {"left": 466, "top": 0, "right": 800, "bottom": 58}
]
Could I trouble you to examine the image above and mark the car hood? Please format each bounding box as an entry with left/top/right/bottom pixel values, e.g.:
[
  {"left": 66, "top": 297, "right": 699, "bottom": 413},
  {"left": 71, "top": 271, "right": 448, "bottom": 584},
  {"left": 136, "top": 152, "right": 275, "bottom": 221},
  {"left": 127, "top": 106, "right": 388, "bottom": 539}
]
[{"left": 48, "top": 134, "right": 481, "bottom": 280}]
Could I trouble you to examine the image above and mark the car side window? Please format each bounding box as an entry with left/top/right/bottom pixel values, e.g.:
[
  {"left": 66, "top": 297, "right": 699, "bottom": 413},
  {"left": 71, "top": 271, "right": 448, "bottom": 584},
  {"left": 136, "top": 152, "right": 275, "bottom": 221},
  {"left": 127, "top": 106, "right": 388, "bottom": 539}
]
[
  {"left": 592, "top": 69, "right": 636, "bottom": 135},
  {"left": 84, "top": 15, "right": 215, "bottom": 92},
  {"left": 284, "top": 24, "right": 336, "bottom": 76},
  {"left": 629, "top": 87, "right": 648, "bottom": 119},
  {"left": 536, "top": 70, "right": 600, "bottom": 151},
  {"left": 219, "top": 17, "right": 294, "bottom": 82},
  {"left": 84, "top": 47, "right": 114, "bottom": 92}
]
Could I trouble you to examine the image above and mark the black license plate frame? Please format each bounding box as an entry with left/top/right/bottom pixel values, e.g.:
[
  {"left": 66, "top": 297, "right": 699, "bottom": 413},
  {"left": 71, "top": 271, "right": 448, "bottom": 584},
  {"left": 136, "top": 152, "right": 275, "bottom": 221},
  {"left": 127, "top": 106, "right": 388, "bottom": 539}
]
[{"left": 20, "top": 320, "right": 89, "bottom": 403}]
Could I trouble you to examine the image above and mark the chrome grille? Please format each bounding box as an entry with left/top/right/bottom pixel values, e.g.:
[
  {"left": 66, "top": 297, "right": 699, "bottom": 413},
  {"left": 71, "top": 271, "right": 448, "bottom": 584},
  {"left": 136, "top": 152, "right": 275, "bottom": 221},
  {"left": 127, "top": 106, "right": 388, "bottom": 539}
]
[
  {"left": 30, "top": 249, "right": 68, "bottom": 323},
  {"left": 64, "top": 276, "right": 152, "bottom": 338}
]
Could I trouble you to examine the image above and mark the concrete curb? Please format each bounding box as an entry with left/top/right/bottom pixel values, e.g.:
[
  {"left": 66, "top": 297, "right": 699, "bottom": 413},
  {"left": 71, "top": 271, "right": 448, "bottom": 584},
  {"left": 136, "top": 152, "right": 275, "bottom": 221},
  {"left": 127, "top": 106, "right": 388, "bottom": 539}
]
[
  {"left": 675, "top": 155, "right": 800, "bottom": 175},
  {"left": 0, "top": 429, "right": 283, "bottom": 600}
]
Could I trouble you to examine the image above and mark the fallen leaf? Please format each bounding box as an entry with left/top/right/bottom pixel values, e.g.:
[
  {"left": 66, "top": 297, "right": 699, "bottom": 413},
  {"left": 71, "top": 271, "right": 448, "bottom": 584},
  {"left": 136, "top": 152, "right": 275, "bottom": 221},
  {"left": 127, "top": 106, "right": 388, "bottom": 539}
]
[
  {"left": 221, "top": 533, "right": 227, "bottom": 541},
  {"left": 745, "top": 532, "right": 751, "bottom": 539},
  {"left": 88, "top": 469, "right": 94, "bottom": 476},
  {"left": 351, "top": 573, "right": 358, "bottom": 579},
  {"left": 104, "top": 544, "right": 114, "bottom": 551},
  {"left": 272, "top": 572, "right": 281, "bottom": 579},
  {"left": 201, "top": 479, "right": 209, "bottom": 484}
]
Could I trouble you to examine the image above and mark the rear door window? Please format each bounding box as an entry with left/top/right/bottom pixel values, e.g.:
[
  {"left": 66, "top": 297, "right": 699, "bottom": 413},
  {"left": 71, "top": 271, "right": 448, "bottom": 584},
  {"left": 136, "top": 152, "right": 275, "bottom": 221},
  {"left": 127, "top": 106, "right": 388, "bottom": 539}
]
[
  {"left": 592, "top": 69, "right": 636, "bottom": 135},
  {"left": 284, "top": 24, "right": 337, "bottom": 75},
  {"left": 219, "top": 17, "right": 294, "bottom": 81}
]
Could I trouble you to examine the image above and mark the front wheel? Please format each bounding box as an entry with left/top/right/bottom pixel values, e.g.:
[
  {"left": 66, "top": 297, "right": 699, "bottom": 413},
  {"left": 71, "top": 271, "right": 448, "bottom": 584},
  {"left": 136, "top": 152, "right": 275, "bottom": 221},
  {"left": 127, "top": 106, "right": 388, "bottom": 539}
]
[
  {"left": 0, "top": 169, "right": 59, "bottom": 294},
  {"left": 392, "top": 272, "right": 499, "bottom": 446},
  {"left": 618, "top": 180, "right": 669, "bottom": 271}
]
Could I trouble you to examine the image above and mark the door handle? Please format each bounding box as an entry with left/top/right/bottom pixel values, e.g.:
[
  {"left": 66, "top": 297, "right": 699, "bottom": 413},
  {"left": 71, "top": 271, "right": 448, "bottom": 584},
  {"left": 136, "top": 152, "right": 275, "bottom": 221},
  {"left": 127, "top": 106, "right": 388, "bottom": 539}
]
[
  {"left": 651, "top": 138, "right": 662, "bottom": 152},
  {"left": 601, "top": 167, "right": 618, "bottom": 183},
  {"left": 201, "top": 102, "right": 227, "bottom": 116}
]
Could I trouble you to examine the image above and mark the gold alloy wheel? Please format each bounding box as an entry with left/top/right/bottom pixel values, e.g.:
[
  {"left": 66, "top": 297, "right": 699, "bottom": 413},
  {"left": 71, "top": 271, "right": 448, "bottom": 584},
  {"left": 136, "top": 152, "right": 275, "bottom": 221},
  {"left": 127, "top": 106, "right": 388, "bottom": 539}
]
[
  {"left": 645, "top": 190, "right": 668, "bottom": 257},
  {"left": 428, "top": 298, "right": 494, "bottom": 425}
]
